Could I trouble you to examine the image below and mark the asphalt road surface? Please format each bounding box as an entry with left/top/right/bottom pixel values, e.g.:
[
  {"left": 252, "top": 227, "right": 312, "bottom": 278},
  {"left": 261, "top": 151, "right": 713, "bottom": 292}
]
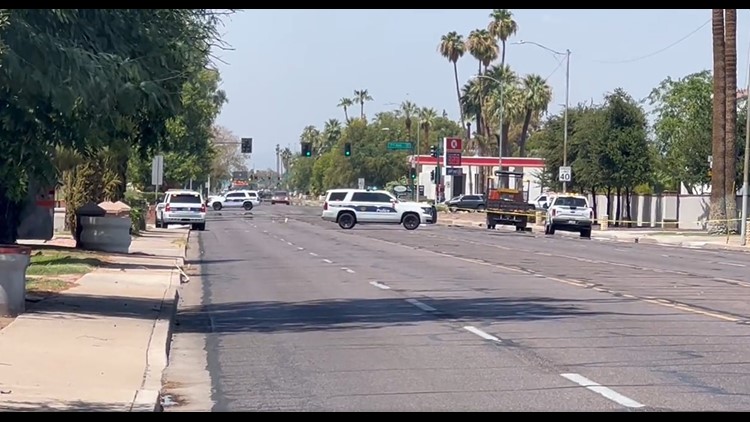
[{"left": 165, "top": 204, "right": 750, "bottom": 412}]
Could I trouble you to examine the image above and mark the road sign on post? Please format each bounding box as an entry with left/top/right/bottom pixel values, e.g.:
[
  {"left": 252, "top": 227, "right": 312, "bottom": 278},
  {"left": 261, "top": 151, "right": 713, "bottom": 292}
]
[
  {"left": 358, "top": 178, "right": 365, "bottom": 190},
  {"left": 558, "top": 166, "right": 572, "bottom": 183},
  {"left": 387, "top": 142, "right": 413, "bottom": 150},
  {"left": 151, "top": 155, "right": 164, "bottom": 186}
]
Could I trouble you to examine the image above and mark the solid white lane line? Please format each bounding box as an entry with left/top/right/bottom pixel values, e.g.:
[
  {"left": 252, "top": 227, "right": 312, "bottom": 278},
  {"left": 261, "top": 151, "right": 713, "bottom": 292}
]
[
  {"left": 560, "top": 373, "right": 645, "bottom": 409},
  {"left": 463, "top": 326, "right": 501, "bottom": 342},
  {"left": 369, "top": 281, "right": 391, "bottom": 290},
  {"left": 309, "top": 252, "right": 318, "bottom": 257},
  {"left": 716, "top": 261, "right": 746, "bottom": 267},
  {"left": 341, "top": 267, "right": 355, "bottom": 274},
  {"left": 406, "top": 298, "right": 436, "bottom": 312},
  {"left": 322, "top": 259, "right": 333, "bottom": 264}
]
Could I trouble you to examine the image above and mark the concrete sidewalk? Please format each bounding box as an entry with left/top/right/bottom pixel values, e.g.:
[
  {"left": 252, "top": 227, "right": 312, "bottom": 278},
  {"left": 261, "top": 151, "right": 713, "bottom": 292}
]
[
  {"left": 437, "top": 212, "right": 750, "bottom": 252},
  {"left": 0, "top": 228, "right": 188, "bottom": 411}
]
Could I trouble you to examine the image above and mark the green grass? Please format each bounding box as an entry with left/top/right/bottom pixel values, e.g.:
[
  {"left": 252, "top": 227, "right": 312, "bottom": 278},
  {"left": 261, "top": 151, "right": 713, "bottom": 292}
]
[{"left": 26, "top": 252, "right": 103, "bottom": 276}]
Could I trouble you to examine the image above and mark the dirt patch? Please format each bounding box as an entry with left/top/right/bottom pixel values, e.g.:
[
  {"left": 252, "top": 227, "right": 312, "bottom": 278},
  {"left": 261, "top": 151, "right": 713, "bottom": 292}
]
[
  {"left": 26, "top": 276, "right": 78, "bottom": 299},
  {"left": 0, "top": 316, "right": 15, "bottom": 331}
]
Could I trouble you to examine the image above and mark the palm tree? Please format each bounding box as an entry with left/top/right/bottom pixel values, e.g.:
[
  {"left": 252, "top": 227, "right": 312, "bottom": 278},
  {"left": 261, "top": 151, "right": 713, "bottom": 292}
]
[
  {"left": 322, "top": 119, "right": 342, "bottom": 154},
  {"left": 418, "top": 107, "right": 438, "bottom": 153},
  {"left": 724, "top": 9, "right": 738, "bottom": 233},
  {"left": 518, "top": 74, "right": 552, "bottom": 157},
  {"left": 353, "top": 89, "right": 373, "bottom": 120},
  {"left": 337, "top": 98, "right": 354, "bottom": 123},
  {"left": 709, "top": 8, "right": 727, "bottom": 234},
  {"left": 438, "top": 31, "right": 467, "bottom": 127},
  {"left": 280, "top": 147, "right": 292, "bottom": 175},
  {"left": 488, "top": 9, "right": 518, "bottom": 68},
  {"left": 400, "top": 100, "right": 418, "bottom": 140}
]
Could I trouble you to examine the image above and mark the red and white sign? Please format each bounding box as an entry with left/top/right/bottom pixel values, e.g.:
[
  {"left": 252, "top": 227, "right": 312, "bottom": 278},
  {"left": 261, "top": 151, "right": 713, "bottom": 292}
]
[{"left": 443, "top": 137, "right": 463, "bottom": 168}]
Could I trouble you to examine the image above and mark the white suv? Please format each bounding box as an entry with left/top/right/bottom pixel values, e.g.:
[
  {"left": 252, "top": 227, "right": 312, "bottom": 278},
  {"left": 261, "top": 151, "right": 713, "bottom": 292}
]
[
  {"left": 156, "top": 190, "right": 206, "bottom": 231},
  {"left": 209, "top": 190, "right": 260, "bottom": 211},
  {"left": 543, "top": 194, "right": 593, "bottom": 238},
  {"left": 321, "top": 189, "right": 433, "bottom": 230}
]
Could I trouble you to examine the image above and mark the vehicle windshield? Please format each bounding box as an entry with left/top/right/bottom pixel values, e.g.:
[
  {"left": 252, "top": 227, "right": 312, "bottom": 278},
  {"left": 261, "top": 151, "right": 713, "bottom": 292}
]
[
  {"left": 169, "top": 194, "right": 201, "bottom": 204},
  {"left": 555, "top": 197, "right": 588, "bottom": 207},
  {"left": 274, "top": 191, "right": 288, "bottom": 196}
]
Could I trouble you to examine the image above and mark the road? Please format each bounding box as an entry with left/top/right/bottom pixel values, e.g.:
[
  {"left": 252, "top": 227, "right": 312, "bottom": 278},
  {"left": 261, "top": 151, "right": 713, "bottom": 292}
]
[{"left": 164, "top": 204, "right": 750, "bottom": 412}]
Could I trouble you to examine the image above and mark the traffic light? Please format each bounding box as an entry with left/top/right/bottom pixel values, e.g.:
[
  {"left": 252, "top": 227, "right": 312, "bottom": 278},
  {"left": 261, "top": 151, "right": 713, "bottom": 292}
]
[
  {"left": 430, "top": 170, "right": 435, "bottom": 181},
  {"left": 344, "top": 143, "right": 351, "bottom": 157},
  {"left": 430, "top": 145, "right": 437, "bottom": 157},
  {"left": 241, "top": 138, "right": 252, "bottom": 154},
  {"left": 409, "top": 167, "right": 417, "bottom": 180},
  {"left": 301, "top": 142, "right": 312, "bottom": 157}
]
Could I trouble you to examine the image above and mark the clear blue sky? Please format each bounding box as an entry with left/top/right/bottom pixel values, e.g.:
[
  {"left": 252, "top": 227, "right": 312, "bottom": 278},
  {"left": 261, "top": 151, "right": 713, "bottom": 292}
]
[{"left": 213, "top": 9, "right": 750, "bottom": 170}]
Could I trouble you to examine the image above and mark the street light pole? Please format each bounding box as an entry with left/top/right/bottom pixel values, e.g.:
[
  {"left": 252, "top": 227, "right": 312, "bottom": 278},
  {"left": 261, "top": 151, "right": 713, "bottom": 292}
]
[
  {"left": 514, "top": 41, "right": 571, "bottom": 192},
  {"left": 562, "top": 49, "right": 571, "bottom": 193},
  {"left": 740, "top": 61, "right": 750, "bottom": 245}
]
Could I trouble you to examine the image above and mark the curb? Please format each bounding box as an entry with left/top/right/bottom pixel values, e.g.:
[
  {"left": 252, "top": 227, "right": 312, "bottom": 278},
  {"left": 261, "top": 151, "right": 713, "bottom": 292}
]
[{"left": 130, "top": 229, "right": 189, "bottom": 412}]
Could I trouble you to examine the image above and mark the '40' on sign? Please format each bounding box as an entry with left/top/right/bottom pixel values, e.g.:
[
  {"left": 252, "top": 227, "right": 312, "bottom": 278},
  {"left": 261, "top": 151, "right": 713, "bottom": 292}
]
[{"left": 446, "top": 152, "right": 462, "bottom": 166}]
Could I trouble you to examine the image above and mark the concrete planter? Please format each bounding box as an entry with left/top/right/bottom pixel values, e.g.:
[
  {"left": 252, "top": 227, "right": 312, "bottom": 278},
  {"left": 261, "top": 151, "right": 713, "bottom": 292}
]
[
  {"left": 0, "top": 245, "right": 31, "bottom": 316},
  {"left": 79, "top": 216, "right": 132, "bottom": 253}
]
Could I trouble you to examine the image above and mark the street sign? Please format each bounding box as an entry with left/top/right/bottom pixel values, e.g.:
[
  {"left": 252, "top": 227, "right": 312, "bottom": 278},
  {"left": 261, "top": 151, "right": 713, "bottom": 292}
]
[
  {"left": 418, "top": 185, "right": 425, "bottom": 196},
  {"left": 443, "top": 137, "right": 463, "bottom": 168},
  {"left": 387, "top": 142, "right": 412, "bottom": 150},
  {"left": 358, "top": 178, "right": 365, "bottom": 189},
  {"left": 558, "top": 166, "right": 572, "bottom": 182},
  {"left": 151, "top": 155, "right": 164, "bottom": 186},
  {"left": 394, "top": 185, "right": 408, "bottom": 193}
]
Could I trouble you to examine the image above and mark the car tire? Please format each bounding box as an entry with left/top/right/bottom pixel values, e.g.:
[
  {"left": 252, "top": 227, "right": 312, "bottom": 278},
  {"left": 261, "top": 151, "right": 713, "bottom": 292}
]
[
  {"left": 243, "top": 202, "right": 254, "bottom": 211},
  {"left": 402, "top": 213, "right": 420, "bottom": 230},
  {"left": 580, "top": 228, "right": 591, "bottom": 239},
  {"left": 338, "top": 212, "right": 356, "bottom": 229},
  {"left": 476, "top": 205, "right": 485, "bottom": 212},
  {"left": 212, "top": 202, "right": 222, "bottom": 211}
]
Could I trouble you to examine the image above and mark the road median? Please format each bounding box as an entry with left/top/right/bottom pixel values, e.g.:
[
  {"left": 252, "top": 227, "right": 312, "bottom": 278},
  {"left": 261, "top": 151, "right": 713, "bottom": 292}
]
[{"left": 0, "top": 228, "right": 188, "bottom": 411}]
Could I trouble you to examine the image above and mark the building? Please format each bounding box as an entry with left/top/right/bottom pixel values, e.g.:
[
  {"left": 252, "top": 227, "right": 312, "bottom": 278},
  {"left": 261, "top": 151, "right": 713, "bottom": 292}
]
[{"left": 410, "top": 155, "right": 546, "bottom": 201}]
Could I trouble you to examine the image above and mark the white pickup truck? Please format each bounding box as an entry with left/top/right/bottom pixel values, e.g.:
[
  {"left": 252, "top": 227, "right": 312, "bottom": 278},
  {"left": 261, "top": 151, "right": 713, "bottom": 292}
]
[{"left": 543, "top": 194, "right": 593, "bottom": 238}]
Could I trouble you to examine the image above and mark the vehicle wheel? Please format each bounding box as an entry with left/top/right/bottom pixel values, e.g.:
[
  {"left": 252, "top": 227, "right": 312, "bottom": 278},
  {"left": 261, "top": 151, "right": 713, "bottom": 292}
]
[
  {"left": 476, "top": 205, "right": 485, "bottom": 212},
  {"left": 338, "top": 212, "right": 356, "bottom": 229},
  {"left": 430, "top": 206, "right": 437, "bottom": 224},
  {"left": 580, "top": 228, "right": 591, "bottom": 239},
  {"left": 402, "top": 213, "right": 420, "bottom": 230},
  {"left": 212, "top": 202, "right": 222, "bottom": 211},
  {"left": 548, "top": 225, "right": 556, "bottom": 235},
  {"left": 449, "top": 206, "right": 457, "bottom": 213},
  {"left": 271, "top": 201, "right": 276, "bottom": 205},
  {"left": 243, "top": 202, "right": 254, "bottom": 211}
]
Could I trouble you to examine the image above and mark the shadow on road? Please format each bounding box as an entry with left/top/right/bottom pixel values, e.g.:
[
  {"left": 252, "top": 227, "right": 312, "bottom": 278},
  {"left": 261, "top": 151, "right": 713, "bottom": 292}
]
[
  {"left": 0, "top": 400, "right": 129, "bottom": 412},
  {"left": 170, "top": 296, "right": 646, "bottom": 335}
]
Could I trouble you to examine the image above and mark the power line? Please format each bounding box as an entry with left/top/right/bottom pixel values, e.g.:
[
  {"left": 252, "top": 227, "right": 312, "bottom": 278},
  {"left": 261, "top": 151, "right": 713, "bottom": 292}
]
[{"left": 592, "top": 19, "right": 710, "bottom": 65}]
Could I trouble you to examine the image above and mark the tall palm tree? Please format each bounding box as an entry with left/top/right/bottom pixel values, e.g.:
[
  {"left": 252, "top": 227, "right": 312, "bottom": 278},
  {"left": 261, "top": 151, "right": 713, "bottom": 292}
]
[
  {"left": 709, "top": 8, "right": 727, "bottom": 234},
  {"left": 467, "top": 29, "right": 494, "bottom": 135},
  {"left": 438, "top": 31, "right": 467, "bottom": 127},
  {"left": 353, "top": 89, "right": 373, "bottom": 120},
  {"left": 724, "top": 8, "right": 738, "bottom": 233},
  {"left": 400, "top": 100, "right": 418, "bottom": 140},
  {"left": 280, "top": 147, "right": 292, "bottom": 175},
  {"left": 337, "top": 98, "right": 354, "bottom": 123},
  {"left": 518, "top": 74, "right": 553, "bottom": 157},
  {"left": 488, "top": 9, "right": 518, "bottom": 68}
]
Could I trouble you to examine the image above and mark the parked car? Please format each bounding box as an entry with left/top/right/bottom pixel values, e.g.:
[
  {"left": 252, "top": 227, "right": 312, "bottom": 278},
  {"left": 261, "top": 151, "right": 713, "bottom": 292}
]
[
  {"left": 445, "top": 194, "right": 486, "bottom": 212},
  {"left": 271, "top": 191, "right": 290, "bottom": 205}
]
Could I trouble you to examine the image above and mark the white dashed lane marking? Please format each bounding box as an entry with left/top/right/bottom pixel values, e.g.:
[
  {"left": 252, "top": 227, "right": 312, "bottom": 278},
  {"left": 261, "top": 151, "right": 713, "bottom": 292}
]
[
  {"left": 309, "top": 252, "right": 318, "bottom": 257},
  {"left": 322, "top": 259, "right": 333, "bottom": 264},
  {"left": 463, "top": 326, "right": 501, "bottom": 342},
  {"left": 341, "top": 267, "right": 355, "bottom": 274},
  {"left": 369, "top": 281, "right": 391, "bottom": 290},
  {"left": 297, "top": 247, "right": 304, "bottom": 251},
  {"left": 405, "top": 298, "right": 436, "bottom": 312},
  {"left": 560, "top": 373, "right": 645, "bottom": 408}
]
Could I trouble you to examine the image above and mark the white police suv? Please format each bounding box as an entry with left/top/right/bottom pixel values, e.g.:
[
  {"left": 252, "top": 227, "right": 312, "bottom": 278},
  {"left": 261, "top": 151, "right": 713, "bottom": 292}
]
[{"left": 321, "top": 189, "right": 434, "bottom": 230}]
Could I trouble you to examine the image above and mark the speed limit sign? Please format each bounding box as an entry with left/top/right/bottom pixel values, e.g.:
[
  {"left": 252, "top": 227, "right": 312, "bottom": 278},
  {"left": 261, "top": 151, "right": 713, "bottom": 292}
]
[{"left": 558, "top": 166, "right": 572, "bottom": 182}]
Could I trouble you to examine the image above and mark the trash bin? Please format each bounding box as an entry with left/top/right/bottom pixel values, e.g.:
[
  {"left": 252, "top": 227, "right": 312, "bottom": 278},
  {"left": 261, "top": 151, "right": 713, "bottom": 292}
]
[
  {"left": 0, "top": 244, "right": 31, "bottom": 316},
  {"left": 75, "top": 202, "right": 106, "bottom": 248}
]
